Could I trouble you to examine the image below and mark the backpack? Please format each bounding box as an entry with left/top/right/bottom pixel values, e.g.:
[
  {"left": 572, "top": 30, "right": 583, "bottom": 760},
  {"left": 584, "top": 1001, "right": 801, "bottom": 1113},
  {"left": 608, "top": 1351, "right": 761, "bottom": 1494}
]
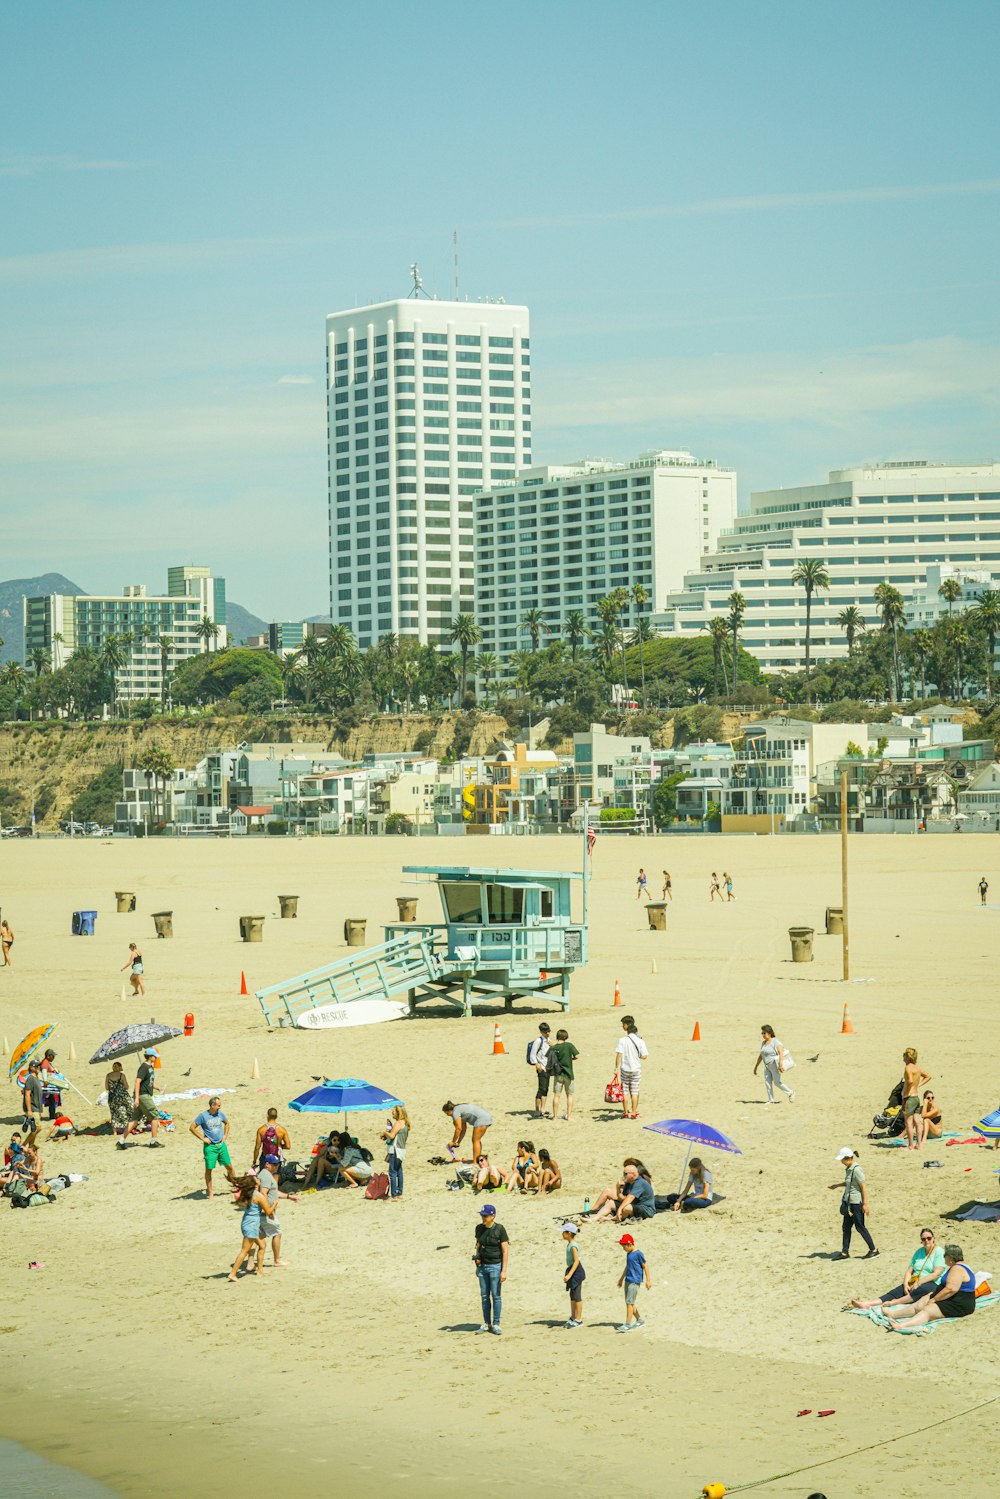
[
  {"left": 9, "top": 1180, "right": 29, "bottom": 1209},
  {"left": 364, "top": 1173, "right": 390, "bottom": 1200},
  {"left": 525, "top": 1040, "right": 536, "bottom": 1065},
  {"left": 546, "top": 1046, "right": 564, "bottom": 1077},
  {"left": 261, "top": 1125, "right": 281, "bottom": 1159}
]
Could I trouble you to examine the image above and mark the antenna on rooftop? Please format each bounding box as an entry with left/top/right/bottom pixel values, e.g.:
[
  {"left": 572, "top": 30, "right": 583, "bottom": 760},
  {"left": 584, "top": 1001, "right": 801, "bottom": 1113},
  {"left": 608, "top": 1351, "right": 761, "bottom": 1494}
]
[{"left": 408, "top": 263, "right": 429, "bottom": 299}]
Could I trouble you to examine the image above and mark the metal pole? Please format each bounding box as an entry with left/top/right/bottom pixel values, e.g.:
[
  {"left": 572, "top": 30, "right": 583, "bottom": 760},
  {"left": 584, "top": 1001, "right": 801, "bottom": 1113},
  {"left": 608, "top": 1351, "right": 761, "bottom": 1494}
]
[{"left": 840, "top": 770, "right": 850, "bottom": 982}]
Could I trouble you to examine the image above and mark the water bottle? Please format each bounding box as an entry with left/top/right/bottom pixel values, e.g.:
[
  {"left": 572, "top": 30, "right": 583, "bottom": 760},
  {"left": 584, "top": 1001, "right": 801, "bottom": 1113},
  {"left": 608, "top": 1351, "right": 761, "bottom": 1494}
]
[{"left": 583, "top": 1197, "right": 590, "bottom": 1214}]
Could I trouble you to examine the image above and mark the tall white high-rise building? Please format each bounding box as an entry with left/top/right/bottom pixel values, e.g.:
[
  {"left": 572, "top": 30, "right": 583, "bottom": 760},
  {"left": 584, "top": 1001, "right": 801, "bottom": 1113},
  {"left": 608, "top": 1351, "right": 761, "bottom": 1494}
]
[{"left": 326, "top": 295, "right": 531, "bottom": 647}]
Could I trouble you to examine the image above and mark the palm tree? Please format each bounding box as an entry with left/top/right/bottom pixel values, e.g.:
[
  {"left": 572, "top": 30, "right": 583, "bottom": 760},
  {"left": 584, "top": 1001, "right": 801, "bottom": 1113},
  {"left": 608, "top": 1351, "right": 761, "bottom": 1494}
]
[
  {"left": 939, "top": 577, "right": 962, "bottom": 617},
  {"left": 563, "top": 610, "right": 587, "bottom": 663},
  {"left": 726, "top": 591, "right": 745, "bottom": 698},
  {"left": 475, "top": 651, "right": 498, "bottom": 704},
  {"left": 197, "top": 615, "right": 220, "bottom": 651},
  {"left": 874, "top": 582, "right": 905, "bottom": 701},
  {"left": 972, "top": 590, "right": 1000, "bottom": 699},
  {"left": 791, "top": 559, "right": 830, "bottom": 703},
  {"left": 589, "top": 617, "right": 621, "bottom": 679},
  {"left": 944, "top": 616, "right": 969, "bottom": 700},
  {"left": 30, "top": 646, "right": 50, "bottom": 678},
  {"left": 100, "top": 636, "right": 128, "bottom": 717},
  {"left": 837, "top": 605, "right": 865, "bottom": 654},
  {"left": 507, "top": 649, "right": 534, "bottom": 695},
  {"left": 704, "top": 618, "right": 730, "bottom": 697},
  {"left": 911, "top": 628, "right": 933, "bottom": 701},
  {"left": 631, "top": 583, "right": 650, "bottom": 707},
  {"left": 156, "top": 634, "right": 173, "bottom": 705},
  {"left": 447, "top": 613, "right": 482, "bottom": 704},
  {"left": 520, "top": 607, "right": 549, "bottom": 654}
]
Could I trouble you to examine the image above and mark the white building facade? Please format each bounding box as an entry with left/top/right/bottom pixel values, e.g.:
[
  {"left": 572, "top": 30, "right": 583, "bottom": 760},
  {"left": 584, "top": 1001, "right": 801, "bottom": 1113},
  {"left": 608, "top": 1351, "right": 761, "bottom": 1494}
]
[
  {"left": 653, "top": 460, "right": 1000, "bottom": 672},
  {"left": 326, "top": 295, "right": 531, "bottom": 649},
  {"left": 474, "top": 450, "right": 735, "bottom": 665}
]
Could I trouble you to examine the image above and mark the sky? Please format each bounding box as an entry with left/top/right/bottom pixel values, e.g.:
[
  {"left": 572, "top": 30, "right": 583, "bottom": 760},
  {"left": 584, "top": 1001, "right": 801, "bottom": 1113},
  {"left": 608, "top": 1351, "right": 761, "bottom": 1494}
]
[{"left": 3, "top": 0, "right": 1000, "bottom": 618}]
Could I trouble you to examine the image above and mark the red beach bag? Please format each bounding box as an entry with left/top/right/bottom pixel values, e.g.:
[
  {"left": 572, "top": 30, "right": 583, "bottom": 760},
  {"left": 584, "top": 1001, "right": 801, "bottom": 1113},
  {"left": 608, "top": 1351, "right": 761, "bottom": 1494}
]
[
  {"left": 605, "top": 1074, "right": 624, "bottom": 1105},
  {"left": 365, "top": 1173, "right": 390, "bottom": 1200}
]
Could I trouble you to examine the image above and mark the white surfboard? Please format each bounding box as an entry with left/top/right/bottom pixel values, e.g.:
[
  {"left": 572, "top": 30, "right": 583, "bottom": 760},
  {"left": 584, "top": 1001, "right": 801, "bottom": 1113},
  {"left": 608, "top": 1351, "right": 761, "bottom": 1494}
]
[{"left": 295, "top": 999, "right": 409, "bottom": 1030}]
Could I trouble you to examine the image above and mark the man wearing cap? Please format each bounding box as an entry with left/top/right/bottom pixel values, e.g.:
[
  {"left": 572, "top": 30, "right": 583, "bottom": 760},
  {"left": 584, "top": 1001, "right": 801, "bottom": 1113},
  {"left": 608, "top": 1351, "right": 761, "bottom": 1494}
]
[
  {"left": 528, "top": 1023, "right": 551, "bottom": 1118},
  {"left": 257, "top": 1155, "right": 298, "bottom": 1267},
  {"left": 21, "top": 1061, "right": 45, "bottom": 1147},
  {"left": 474, "top": 1204, "right": 509, "bottom": 1335},
  {"left": 189, "top": 1096, "right": 236, "bottom": 1198},
  {"left": 130, "top": 1049, "right": 164, "bottom": 1147}
]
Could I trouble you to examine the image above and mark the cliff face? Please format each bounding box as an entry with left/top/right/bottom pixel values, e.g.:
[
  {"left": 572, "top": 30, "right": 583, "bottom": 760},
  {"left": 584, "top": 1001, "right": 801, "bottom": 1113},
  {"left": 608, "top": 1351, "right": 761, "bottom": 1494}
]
[{"left": 0, "top": 712, "right": 510, "bottom": 826}]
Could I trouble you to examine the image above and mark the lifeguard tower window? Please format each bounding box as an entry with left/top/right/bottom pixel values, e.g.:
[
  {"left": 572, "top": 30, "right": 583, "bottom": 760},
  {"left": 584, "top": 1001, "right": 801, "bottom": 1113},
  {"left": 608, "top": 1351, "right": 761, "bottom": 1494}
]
[
  {"left": 486, "top": 884, "right": 524, "bottom": 924},
  {"left": 540, "top": 888, "right": 554, "bottom": 919},
  {"left": 441, "top": 883, "right": 483, "bottom": 925}
]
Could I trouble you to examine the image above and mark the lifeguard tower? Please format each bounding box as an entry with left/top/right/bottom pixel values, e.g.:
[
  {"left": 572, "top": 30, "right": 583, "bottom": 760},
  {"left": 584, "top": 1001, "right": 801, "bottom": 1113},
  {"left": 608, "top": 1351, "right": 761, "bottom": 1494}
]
[{"left": 255, "top": 863, "right": 588, "bottom": 1026}]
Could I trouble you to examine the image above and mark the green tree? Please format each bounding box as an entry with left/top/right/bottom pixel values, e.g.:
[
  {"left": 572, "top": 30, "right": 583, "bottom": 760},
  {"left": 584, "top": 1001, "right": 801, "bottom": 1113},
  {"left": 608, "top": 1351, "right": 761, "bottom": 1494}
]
[
  {"left": 791, "top": 559, "right": 830, "bottom": 703},
  {"left": 939, "top": 576, "right": 962, "bottom": 617},
  {"left": 475, "top": 650, "right": 498, "bottom": 704},
  {"left": 447, "top": 613, "right": 482, "bottom": 704},
  {"left": 704, "top": 618, "right": 730, "bottom": 697},
  {"left": 156, "top": 635, "right": 173, "bottom": 704},
  {"left": 972, "top": 590, "right": 1000, "bottom": 699},
  {"left": 632, "top": 583, "right": 650, "bottom": 707},
  {"left": 873, "top": 581, "right": 905, "bottom": 701},
  {"left": 838, "top": 605, "right": 865, "bottom": 654},
  {"left": 563, "top": 610, "right": 587, "bottom": 663},
  {"left": 520, "top": 607, "right": 549, "bottom": 654},
  {"left": 651, "top": 771, "right": 688, "bottom": 829},
  {"left": 910, "top": 628, "right": 933, "bottom": 701},
  {"left": 100, "top": 636, "right": 128, "bottom": 717},
  {"left": 726, "top": 591, "right": 745, "bottom": 697},
  {"left": 170, "top": 647, "right": 283, "bottom": 706},
  {"left": 30, "top": 646, "right": 51, "bottom": 678},
  {"left": 197, "top": 615, "right": 220, "bottom": 651},
  {"left": 136, "top": 742, "right": 174, "bottom": 829}
]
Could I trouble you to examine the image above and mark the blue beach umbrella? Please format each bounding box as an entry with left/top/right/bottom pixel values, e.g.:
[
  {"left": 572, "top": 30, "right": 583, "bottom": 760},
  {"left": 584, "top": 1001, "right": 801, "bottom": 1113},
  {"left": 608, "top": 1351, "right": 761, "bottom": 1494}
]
[
  {"left": 974, "top": 1109, "right": 1000, "bottom": 1142},
  {"left": 643, "top": 1117, "right": 743, "bottom": 1193},
  {"left": 288, "top": 1077, "right": 403, "bottom": 1130}
]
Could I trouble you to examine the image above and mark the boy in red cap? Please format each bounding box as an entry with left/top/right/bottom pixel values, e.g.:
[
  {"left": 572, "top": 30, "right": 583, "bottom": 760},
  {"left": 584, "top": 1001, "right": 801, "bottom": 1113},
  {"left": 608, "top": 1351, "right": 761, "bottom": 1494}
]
[{"left": 616, "top": 1233, "right": 651, "bottom": 1332}]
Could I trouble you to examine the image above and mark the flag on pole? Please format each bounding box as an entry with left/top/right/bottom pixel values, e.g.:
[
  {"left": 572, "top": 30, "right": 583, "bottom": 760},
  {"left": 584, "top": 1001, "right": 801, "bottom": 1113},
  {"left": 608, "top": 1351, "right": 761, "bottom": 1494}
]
[{"left": 586, "top": 826, "right": 597, "bottom": 857}]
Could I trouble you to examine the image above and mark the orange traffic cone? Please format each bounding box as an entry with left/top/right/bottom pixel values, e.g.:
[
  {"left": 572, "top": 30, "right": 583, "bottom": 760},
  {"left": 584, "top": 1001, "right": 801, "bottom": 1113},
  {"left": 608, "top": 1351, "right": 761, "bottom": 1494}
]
[
  {"left": 492, "top": 1023, "right": 506, "bottom": 1056},
  {"left": 841, "top": 1003, "right": 854, "bottom": 1035},
  {"left": 612, "top": 978, "right": 622, "bottom": 1007},
  {"left": 240, "top": 970, "right": 249, "bottom": 996},
  {"left": 692, "top": 1021, "right": 701, "bottom": 1041}
]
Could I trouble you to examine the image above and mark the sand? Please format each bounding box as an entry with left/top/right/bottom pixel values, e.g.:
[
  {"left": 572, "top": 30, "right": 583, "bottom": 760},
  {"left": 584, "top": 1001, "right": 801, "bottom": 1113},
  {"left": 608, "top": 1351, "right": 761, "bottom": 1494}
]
[{"left": 1, "top": 831, "right": 999, "bottom": 1498}]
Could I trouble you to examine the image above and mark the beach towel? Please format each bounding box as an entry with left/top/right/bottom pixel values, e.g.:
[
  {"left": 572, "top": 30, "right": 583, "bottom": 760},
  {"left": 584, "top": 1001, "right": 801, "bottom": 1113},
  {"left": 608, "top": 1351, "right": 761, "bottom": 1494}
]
[
  {"left": 880, "top": 1131, "right": 964, "bottom": 1148},
  {"left": 847, "top": 1290, "right": 1000, "bottom": 1334},
  {"left": 957, "top": 1203, "right": 1000, "bottom": 1222}
]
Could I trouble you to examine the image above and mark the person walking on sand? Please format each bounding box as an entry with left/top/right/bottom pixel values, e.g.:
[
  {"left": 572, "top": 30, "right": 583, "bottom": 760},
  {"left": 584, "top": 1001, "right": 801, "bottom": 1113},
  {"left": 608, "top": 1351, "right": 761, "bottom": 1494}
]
[
  {"left": 106, "top": 1061, "right": 132, "bottom": 1149},
  {"left": 381, "top": 1104, "right": 410, "bottom": 1200},
  {"left": 636, "top": 868, "right": 651, "bottom": 902},
  {"left": 615, "top": 1015, "right": 648, "bottom": 1119},
  {"left": 562, "top": 1222, "right": 585, "bottom": 1328},
  {"left": 1, "top": 917, "right": 14, "bottom": 966},
  {"left": 40, "top": 1048, "right": 62, "bottom": 1120},
  {"left": 121, "top": 943, "right": 145, "bottom": 998},
  {"left": 228, "top": 1173, "right": 273, "bottom": 1281},
  {"left": 661, "top": 870, "right": 672, "bottom": 902},
  {"left": 979, "top": 876, "right": 989, "bottom": 905},
  {"left": 753, "top": 1025, "right": 795, "bottom": 1104},
  {"left": 902, "top": 1048, "right": 932, "bottom": 1151},
  {"left": 258, "top": 1155, "right": 297, "bottom": 1266},
  {"left": 616, "top": 1233, "right": 651, "bottom": 1332},
  {"left": 128, "top": 1049, "right": 164, "bottom": 1147},
  {"left": 549, "top": 1029, "right": 580, "bottom": 1122},
  {"left": 443, "top": 1101, "right": 492, "bottom": 1161},
  {"left": 830, "top": 1147, "right": 878, "bottom": 1260},
  {"left": 473, "top": 1203, "right": 508, "bottom": 1335},
  {"left": 724, "top": 871, "right": 736, "bottom": 902},
  {"left": 189, "top": 1096, "right": 237, "bottom": 1198},
  {"left": 528, "top": 1022, "right": 552, "bottom": 1118},
  {"left": 709, "top": 872, "right": 721, "bottom": 902},
  {"left": 252, "top": 1108, "right": 290, "bottom": 1169}
]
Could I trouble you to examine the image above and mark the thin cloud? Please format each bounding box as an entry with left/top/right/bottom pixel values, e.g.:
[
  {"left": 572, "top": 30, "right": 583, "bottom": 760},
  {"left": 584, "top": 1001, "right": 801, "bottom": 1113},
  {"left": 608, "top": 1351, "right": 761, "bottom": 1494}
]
[
  {"left": 0, "top": 153, "right": 136, "bottom": 177},
  {"left": 474, "top": 178, "right": 1000, "bottom": 233}
]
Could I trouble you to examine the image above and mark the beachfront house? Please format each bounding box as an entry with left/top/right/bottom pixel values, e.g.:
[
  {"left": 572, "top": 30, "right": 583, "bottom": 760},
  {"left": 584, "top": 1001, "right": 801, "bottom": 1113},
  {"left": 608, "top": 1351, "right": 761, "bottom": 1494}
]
[{"left": 721, "top": 717, "right": 869, "bottom": 833}]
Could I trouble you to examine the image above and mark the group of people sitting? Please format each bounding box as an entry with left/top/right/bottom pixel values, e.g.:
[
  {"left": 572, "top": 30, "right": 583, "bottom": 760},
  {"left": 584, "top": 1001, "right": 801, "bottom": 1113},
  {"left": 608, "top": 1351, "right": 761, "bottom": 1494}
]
[
  {"left": 583, "top": 1156, "right": 716, "bottom": 1223},
  {"left": 464, "top": 1141, "right": 562, "bottom": 1195},
  {"left": 300, "top": 1130, "right": 375, "bottom": 1191},
  {"left": 2, "top": 1130, "right": 52, "bottom": 1199},
  {"left": 849, "top": 1227, "right": 983, "bottom": 1330}
]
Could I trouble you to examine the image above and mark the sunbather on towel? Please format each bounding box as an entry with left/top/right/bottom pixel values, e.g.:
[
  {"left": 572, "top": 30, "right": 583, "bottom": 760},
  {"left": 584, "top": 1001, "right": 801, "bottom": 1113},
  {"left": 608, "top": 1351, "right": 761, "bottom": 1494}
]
[
  {"left": 884, "top": 1245, "right": 977, "bottom": 1330},
  {"left": 851, "top": 1227, "right": 946, "bottom": 1308}
]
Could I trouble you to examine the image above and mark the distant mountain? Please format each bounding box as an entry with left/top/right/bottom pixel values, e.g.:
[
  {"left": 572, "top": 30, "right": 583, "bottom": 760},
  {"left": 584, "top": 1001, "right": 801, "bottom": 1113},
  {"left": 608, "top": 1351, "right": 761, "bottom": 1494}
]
[
  {"left": 225, "top": 601, "right": 267, "bottom": 645},
  {"left": 0, "top": 573, "right": 86, "bottom": 665}
]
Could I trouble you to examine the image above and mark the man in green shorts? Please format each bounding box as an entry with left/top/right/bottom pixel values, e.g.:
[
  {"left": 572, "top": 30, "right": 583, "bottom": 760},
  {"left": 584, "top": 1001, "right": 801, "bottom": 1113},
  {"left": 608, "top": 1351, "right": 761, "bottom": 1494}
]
[
  {"left": 130, "top": 1049, "right": 165, "bottom": 1148},
  {"left": 189, "top": 1096, "right": 237, "bottom": 1197}
]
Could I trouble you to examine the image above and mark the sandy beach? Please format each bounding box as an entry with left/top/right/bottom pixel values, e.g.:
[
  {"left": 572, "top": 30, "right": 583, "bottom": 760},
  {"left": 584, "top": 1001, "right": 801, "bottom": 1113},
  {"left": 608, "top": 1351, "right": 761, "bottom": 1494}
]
[{"left": 1, "top": 831, "right": 999, "bottom": 1498}]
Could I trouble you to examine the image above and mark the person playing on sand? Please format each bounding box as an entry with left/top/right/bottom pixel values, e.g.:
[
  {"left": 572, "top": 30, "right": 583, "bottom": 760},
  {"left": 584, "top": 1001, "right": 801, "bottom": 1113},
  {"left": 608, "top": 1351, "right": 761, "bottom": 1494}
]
[
  {"left": 189, "top": 1096, "right": 237, "bottom": 1198},
  {"left": 884, "top": 1245, "right": 977, "bottom": 1330},
  {"left": 443, "top": 1101, "right": 493, "bottom": 1161},
  {"left": 902, "top": 1048, "right": 932, "bottom": 1151},
  {"left": 830, "top": 1147, "right": 878, "bottom": 1260},
  {"left": 709, "top": 872, "right": 721, "bottom": 902},
  {"left": 616, "top": 1233, "right": 650, "bottom": 1332},
  {"left": 754, "top": 1025, "right": 795, "bottom": 1104},
  {"left": 228, "top": 1173, "right": 273, "bottom": 1280},
  {"left": 615, "top": 1015, "right": 648, "bottom": 1120},
  {"left": 1, "top": 917, "right": 14, "bottom": 966},
  {"left": 106, "top": 1061, "right": 133, "bottom": 1149},
  {"left": 661, "top": 870, "right": 672, "bottom": 902},
  {"left": 252, "top": 1108, "right": 290, "bottom": 1169},
  {"left": 537, "top": 1148, "right": 561, "bottom": 1195},
  {"left": 381, "top": 1104, "right": 410, "bottom": 1200},
  {"left": 850, "top": 1227, "right": 946, "bottom": 1309},
  {"left": 121, "top": 943, "right": 145, "bottom": 998},
  {"left": 979, "top": 876, "right": 989, "bottom": 905},
  {"left": 562, "top": 1222, "right": 585, "bottom": 1328},
  {"left": 918, "top": 1090, "right": 942, "bottom": 1145},
  {"left": 636, "top": 868, "right": 651, "bottom": 902}
]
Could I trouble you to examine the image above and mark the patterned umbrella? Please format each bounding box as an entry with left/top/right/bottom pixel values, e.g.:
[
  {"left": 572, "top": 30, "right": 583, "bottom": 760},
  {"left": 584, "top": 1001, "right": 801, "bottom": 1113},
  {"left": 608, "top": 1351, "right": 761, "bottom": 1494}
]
[
  {"left": 288, "top": 1077, "right": 403, "bottom": 1129},
  {"left": 974, "top": 1109, "right": 1000, "bottom": 1141},
  {"left": 8, "top": 1022, "right": 58, "bottom": 1080},
  {"left": 643, "top": 1117, "right": 742, "bottom": 1193},
  {"left": 89, "top": 1022, "right": 182, "bottom": 1065}
]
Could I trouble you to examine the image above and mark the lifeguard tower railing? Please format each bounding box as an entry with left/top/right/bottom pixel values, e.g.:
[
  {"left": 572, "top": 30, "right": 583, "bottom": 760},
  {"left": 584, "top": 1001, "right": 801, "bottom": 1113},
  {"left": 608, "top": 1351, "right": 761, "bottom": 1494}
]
[{"left": 256, "top": 930, "right": 447, "bottom": 1027}]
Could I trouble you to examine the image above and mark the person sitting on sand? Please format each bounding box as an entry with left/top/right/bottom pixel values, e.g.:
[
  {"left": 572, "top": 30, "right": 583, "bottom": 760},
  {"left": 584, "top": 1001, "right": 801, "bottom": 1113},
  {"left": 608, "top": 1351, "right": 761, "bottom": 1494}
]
[
  {"left": 662, "top": 1157, "right": 714, "bottom": 1212},
  {"left": 472, "top": 1153, "right": 507, "bottom": 1192},
  {"left": 918, "top": 1090, "right": 942, "bottom": 1145},
  {"left": 537, "top": 1148, "right": 561, "bottom": 1195},
  {"left": 19, "top": 1145, "right": 51, "bottom": 1197},
  {"left": 301, "top": 1131, "right": 345, "bottom": 1191},
  {"left": 509, "top": 1140, "right": 538, "bottom": 1193},
  {"left": 850, "top": 1227, "right": 946, "bottom": 1309},
  {"left": 337, "top": 1137, "right": 374, "bottom": 1190},
  {"left": 586, "top": 1160, "right": 655, "bottom": 1223},
  {"left": 884, "top": 1245, "right": 977, "bottom": 1330}
]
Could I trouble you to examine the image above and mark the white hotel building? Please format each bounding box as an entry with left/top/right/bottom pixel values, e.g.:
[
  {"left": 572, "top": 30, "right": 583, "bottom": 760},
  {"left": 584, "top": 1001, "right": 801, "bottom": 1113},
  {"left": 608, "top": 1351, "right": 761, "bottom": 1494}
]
[
  {"left": 473, "top": 450, "right": 736, "bottom": 664},
  {"left": 326, "top": 296, "right": 531, "bottom": 648},
  {"left": 653, "top": 460, "right": 1000, "bottom": 671}
]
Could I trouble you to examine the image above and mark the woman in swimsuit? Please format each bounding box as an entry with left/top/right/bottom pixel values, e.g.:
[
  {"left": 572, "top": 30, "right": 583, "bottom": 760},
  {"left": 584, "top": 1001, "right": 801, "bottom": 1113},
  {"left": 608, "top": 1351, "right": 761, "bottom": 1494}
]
[
  {"left": 472, "top": 1153, "right": 507, "bottom": 1192},
  {"left": 228, "top": 1173, "right": 273, "bottom": 1280},
  {"left": 885, "top": 1245, "right": 977, "bottom": 1330},
  {"left": 121, "top": 943, "right": 145, "bottom": 998},
  {"left": 509, "top": 1140, "right": 538, "bottom": 1193},
  {"left": 661, "top": 871, "right": 672, "bottom": 902},
  {"left": 537, "top": 1148, "right": 561, "bottom": 1195},
  {"left": 918, "top": 1089, "right": 942, "bottom": 1144}
]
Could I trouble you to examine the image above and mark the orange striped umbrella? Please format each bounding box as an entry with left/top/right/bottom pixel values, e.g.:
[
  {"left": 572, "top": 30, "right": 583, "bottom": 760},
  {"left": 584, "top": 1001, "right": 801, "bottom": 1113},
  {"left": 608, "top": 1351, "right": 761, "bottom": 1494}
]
[{"left": 8, "top": 1022, "right": 58, "bottom": 1080}]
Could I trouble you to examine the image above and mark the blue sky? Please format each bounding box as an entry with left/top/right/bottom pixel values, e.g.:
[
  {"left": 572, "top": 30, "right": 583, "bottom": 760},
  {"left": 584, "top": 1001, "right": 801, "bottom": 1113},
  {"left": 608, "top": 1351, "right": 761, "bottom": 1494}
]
[{"left": 3, "top": 1, "right": 999, "bottom": 617}]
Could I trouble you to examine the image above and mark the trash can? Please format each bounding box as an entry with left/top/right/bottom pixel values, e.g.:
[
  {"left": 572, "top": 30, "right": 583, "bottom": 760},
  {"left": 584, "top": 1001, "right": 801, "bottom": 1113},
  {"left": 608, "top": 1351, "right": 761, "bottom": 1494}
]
[
  {"left": 788, "top": 926, "right": 814, "bottom": 963},
  {"left": 239, "top": 916, "right": 265, "bottom": 943},
  {"left": 278, "top": 895, "right": 299, "bottom": 919},
  {"left": 396, "top": 897, "right": 418, "bottom": 923},
  {"left": 72, "top": 910, "right": 97, "bottom": 936},
  {"left": 344, "top": 918, "right": 366, "bottom": 947},
  {"left": 646, "top": 903, "right": 667, "bottom": 932},
  {"left": 825, "top": 906, "right": 844, "bottom": 935},
  {"left": 152, "top": 911, "right": 173, "bottom": 939},
  {"left": 116, "top": 891, "right": 136, "bottom": 914}
]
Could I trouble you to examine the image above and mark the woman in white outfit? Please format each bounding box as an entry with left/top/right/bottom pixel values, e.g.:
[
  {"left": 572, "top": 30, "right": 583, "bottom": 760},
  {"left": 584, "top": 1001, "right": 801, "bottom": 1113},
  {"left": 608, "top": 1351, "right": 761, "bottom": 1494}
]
[{"left": 753, "top": 1024, "right": 795, "bottom": 1103}]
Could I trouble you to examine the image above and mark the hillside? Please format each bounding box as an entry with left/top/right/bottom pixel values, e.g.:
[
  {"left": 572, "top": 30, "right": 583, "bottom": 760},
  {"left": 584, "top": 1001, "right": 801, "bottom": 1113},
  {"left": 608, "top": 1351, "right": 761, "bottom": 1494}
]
[
  {"left": 0, "top": 573, "right": 85, "bottom": 665},
  {"left": 224, "top": 601, "right": 267, "bottom": 645}
]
